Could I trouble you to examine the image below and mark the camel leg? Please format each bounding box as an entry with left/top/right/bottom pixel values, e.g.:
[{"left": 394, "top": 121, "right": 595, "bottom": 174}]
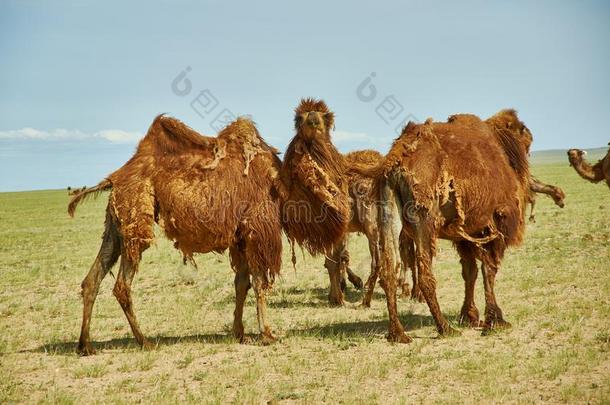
[
  {"left": 361, "top": 227, "right": 380, "bottom": 307},
  {"left": 397, "top": 261, "right": 410, "bottom": 299},
  {"left": 251, "top": 275, "right": 276, "bottom": 345},
  {"left": 378, "top": 186, "right": 411, "bottom": 343},
  {"left": 325, "top": 238, "right": 347, "bottom": 306},
  {"left": 480, "top": 257, "right": 511, "bottom": 331},
  {"left": 528, "top": 197, "right": 536, "bottom": 223},
  {"left": 361, "top": 265, "right": 378, "bottom": 308},
  {"left": 396, "top": 231, "right": 411, "bottom": 300},
  {"left": 230, "top": 247, "right": 251, "bottom": 343},
  {"left": 413, "top": 219, "right": 458, "bottom": 337},
  {"left": 78, "top": 211, "right": 120, "bottom": 355},
  {"left": 403, "top": 239, "right": 423, "bottom": 302},
  {"left": 378, "top": 259, "right": 411, "bottom": 343},
  {"left": 341, "top": 234, "right": 363, "bottom": 290},
  {"left": 346, "top": 267, "right": 363, "bottom": 290},
  {"left": 455, "top": 242, "right": 481, "bottom": 327},
  {"left": 112, "top": 254, "right": 152, "bottom": 350}
]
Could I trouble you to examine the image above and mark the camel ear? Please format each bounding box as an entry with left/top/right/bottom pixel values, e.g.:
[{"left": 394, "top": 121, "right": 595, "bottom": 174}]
[
  {"left": 294, "top": 114, "right": 304, "bottom": 129},
  {"left": 323, "top": 112, "right": 335, "bottom": 130}
]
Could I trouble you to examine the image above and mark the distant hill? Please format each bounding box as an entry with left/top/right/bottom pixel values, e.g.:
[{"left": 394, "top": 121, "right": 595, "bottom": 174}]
[{"left": 530, "top": 146, "right": 608, "bottom": 165}]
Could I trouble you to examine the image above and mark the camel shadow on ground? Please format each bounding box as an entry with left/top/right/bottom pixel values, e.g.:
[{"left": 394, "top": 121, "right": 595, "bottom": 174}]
[
  {"left": 24, "top": 311, "right": 448, "bottom": 355},
  {"left": 268, "top": 287, "right": 386, "bottom": 309},
  {"left": 286, "top": 313, "right": 437, "bottom": 340}
]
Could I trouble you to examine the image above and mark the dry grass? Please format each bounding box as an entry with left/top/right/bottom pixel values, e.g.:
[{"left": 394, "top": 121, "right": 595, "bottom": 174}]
[{"left": 0, "top": 160, "right": 609, "bottom": 403}]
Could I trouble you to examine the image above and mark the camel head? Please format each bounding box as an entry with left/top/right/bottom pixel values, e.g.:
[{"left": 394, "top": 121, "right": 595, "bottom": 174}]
[
  {"left": 294, "top": 98, "right": 335, "bottom": 142},
  {"left": 550, "top": 186, "right": 566, "bottom": 208},
  {"left": 492, "top": 109, "right": 533, "bottom": 154},
  {"left": 567, "top": 149, "right": 586, "bottom": 166}
]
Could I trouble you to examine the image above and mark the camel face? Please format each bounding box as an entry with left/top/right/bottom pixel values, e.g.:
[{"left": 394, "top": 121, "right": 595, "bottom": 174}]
[
  {"left": 552, "top": 188, "right": 566, "bottom": 207},
  {"left": 522, "top": 127, "right": 533, "bottom": 154},
  {"left": 511, "top": 122, "right": 533, "bottom": 155},
  {"left": 567, "top": 149, "right": 585, "bottom": 166},
  {"left": 295, "top": 110, "right": 331, "bottom": 141}
]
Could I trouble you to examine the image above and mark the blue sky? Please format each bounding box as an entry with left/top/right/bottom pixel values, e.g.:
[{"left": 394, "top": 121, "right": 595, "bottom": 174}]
[{"left": 1, "top": 0, "right": 609, "bottom": 191}]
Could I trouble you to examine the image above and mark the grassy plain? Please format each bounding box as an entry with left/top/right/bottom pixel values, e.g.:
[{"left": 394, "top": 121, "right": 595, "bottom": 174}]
[{"left": 0, "top": 154, "right": 609, "bottom": 403}]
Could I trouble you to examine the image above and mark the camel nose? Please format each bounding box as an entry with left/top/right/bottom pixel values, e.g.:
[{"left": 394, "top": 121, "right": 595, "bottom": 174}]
[{"left": 306, "top": 112, "right": 320, "bottom": 127}]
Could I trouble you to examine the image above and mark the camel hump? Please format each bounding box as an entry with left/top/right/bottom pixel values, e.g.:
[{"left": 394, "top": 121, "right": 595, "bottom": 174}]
[
  {"left": 344, "top": 149, "right": 383, "bottom": 166},
  {"left": 219, "top": 117, "right": 280, "bottom": 155},
  {"left": 156, "top": 115, "right": 214, "bottom": 149},
  {"left": 218, "top": 116, "right": 257, "bottom": 141},
  {"left": 447, "top": 113, "right": 481, "bottom": 124}
]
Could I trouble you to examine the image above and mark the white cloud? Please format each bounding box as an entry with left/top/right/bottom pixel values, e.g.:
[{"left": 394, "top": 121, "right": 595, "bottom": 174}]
[
  {"left": 0, "top": 128, "right": 142, "bottom": 144},
  {"left": 331, "top": 129, "right": 394, "bottom": 154},
  {"left": 95, "top": 130, "right": 142, "bottom": 143}
]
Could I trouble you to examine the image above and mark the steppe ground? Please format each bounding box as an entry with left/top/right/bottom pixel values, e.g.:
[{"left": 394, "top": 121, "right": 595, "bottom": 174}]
[{"left": 0, "top": 152, "right": 609, "bottom": 404}]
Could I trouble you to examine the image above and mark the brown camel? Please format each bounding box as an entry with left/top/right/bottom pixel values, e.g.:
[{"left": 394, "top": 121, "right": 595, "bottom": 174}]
[
  {"left": 278, "top": 98, "right": 405, "bottom": 306},
  {"left": 404, "top": 175, "right": 565, "bottom": 301},
  {"left": 371, "top": 110, "right": 532, "bottom": 343},
  {"left": 567, "top": 144, "right": 610, "bottom": 189},
  {"left": 344, "top": 150, "right": 407, "bottom": 306},
  {"left": 68, "top": 115, "right": 283, "bottom": 355},
  {"left": 527, "top": 176, "right": 565, "bottom": 222}
]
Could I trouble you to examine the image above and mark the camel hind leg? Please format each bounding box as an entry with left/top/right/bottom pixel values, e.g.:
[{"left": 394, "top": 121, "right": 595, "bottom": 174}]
[
  {"left": 377, "top": 183, "right": 412, "bottom": 343},
  {"left": 78, "top": 208, "right": 121, "bottom": 355},
  {"left": 229, "top": 246, "right": 252, "bottom": 343},
  {"left": 251, "top": 274, "right": 276, "bottom": 345},
  {"left": 325, "top": 238, "right": 348, "bottom": 306},
  {"left": 361, "top": 224, "right": 380, "bottom": 307},
  {"left": 480, "top": 250, "right": 511, "bottom": 333},
  {"left": 412, "top": 214, "right": 458, "bottom": 337},
  {"left": 112, "top": 253, "right": 153, "bottom": 350},
  {"left": 455, "top": 242, "right": 481, "bottom": 327}
]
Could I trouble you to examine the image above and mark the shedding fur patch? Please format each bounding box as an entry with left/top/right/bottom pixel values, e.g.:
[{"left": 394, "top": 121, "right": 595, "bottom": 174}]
[{"left": 201, "top": 140, "right": 226, "bottom": 170}]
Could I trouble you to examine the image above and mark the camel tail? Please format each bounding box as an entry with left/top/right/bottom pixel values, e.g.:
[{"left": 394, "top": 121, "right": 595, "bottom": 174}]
[{"left": 68, "top": 178, "right": 112, "bottom": 217}]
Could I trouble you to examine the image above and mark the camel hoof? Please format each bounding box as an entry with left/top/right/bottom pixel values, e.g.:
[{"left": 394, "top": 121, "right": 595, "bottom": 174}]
[
  {"left": 458, "top": 314, "right": 483, "bottom": 328},
  {"left": 328, "top": 296, "right": 345, "bottom": 307},
  {"left": 386, "top": 332, "right": 413, "bottom": 344},
  {"left": 348, "top": 272, "right": 364, "bottom": 290},
  {"left": 77, "top": 343, "right": 96, "bottom": 356},
  {"left": 141, "top": 339, "right": 155, "bottom": 351},
  {"left": 459, "top": 318, "right": 484, "bottom": 328},
  {"left": 482, "top": 319, "right": 512, "bottom": 335},
  {"left": 259, "top": 333, "right": 277, "bottom": 346}
]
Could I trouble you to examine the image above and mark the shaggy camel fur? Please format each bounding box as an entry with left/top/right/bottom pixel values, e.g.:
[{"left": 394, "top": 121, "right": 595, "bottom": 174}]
[
  {"left": 567, "top": 144, "right": 610, "bottom": 190},
  {"left": 527, "top": 176, "right": 565, "bottom": 222},
  {"left": 371, "top": 110, "right": 531, "bottom": 343},
  {"left": 69, "top": 115, "right": 283, "bottom": 355},
  {"left": 279, "top": 99, "right": 404, "bottom": 306},
  {"left": 405, "top": 175, "right": 565, "bottom": 301}
]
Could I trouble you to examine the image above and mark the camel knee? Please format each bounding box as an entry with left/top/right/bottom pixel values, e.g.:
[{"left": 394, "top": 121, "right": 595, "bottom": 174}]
[
  {"left": 112, "top": 280, "right": 131, "bottom": 306},
  {"left": 417, "top": 271, "right": 436, "bottom": 295}
]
